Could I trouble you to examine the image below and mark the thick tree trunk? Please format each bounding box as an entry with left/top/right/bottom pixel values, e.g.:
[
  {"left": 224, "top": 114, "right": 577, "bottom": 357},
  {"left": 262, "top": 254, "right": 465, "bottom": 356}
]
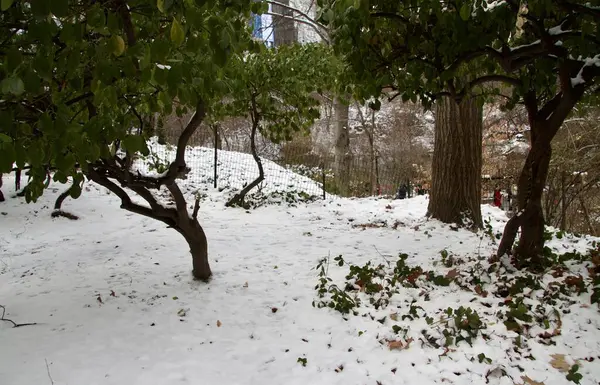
[
  {"left": 180, "top": 221, "right": 211, "bottom": 280},
  {"left": 427, "top": 96, "right": 483, "bottom": 228},
  {"left": 334, "top": 97, "right": 351, "bottom": 196}
]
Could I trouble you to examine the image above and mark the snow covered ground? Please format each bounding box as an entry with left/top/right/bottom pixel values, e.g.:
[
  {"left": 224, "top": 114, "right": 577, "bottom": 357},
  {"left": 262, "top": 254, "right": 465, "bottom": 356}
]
[{"left": 1, "top": 151, "right": 599, "bottom": 385}]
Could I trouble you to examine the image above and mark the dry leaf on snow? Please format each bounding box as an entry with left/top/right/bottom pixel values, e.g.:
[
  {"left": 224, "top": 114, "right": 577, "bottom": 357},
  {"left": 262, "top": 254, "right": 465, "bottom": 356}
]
[
  {"left": 549, "top": 354, "right": 571, "bottom": 373},
  {"left": 388, "top": 338, "right": 413, "bottom": 350},
  {"left": 446, "top": 269, "right": 459, "bottom": 279},
  {"left": 216, "top": 320, "right": 222, "bottom": 327},
  {"left": 521, "top": 375, "right": 545, "bottom": 385}
]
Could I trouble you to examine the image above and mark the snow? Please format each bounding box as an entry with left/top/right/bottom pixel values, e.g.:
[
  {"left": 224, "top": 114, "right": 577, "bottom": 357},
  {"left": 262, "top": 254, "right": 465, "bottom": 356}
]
[
  {"left": 482, "top": 0, "right": 507, "bottom": 11},
  {"left": 571, "top": 55, "right": 600, "bottom": 87},
  {"left": 1, "top": 147, "right": 600, "bottom": 385},
  {"left": 140, "top": 137, "right": 328, "bottom": 199}
]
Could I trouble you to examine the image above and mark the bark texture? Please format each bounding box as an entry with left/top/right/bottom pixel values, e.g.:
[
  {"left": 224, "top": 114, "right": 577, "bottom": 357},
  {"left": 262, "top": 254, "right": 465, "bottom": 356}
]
[
  {"left": 333, "top": 97, "right": 351, "bottom": 196},
  {"left": 427, "top": 96, "right": 483, "bottom": 228}
]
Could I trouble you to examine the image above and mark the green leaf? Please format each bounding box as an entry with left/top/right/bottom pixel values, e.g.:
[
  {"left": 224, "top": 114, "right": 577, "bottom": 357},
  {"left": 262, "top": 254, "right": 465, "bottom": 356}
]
[
  {"left": 460, "top": 4, "right": 470, "bottom": 21},
  {"left": 110, "top": 35, "right": 126, "bottom": 56},
  {"left": 1, "top": 0, "right": 14, "bottom": 11},
  {"left": 0, "top": 133, "right": 12, "bottom": 143},
  {"left": 157, "top": 0, "right": 165, "bottom": 13},
  {"left": 70, "top": 183, "right": 82, "bottom": 199},
  {"left": 1, "top": 76, "right": 25, "bottom": 96},
  {"left": 0, "top": 143, "right": 15, "bottom": 172},
  {"left": 122, "top": 135, "right": 149, "bottom": 156},
  {"left": 170, "top": 18, "right": 185, "bottom": 46},
  {"left": 50, "top": 0, "right": 69, "bottom": 17}
]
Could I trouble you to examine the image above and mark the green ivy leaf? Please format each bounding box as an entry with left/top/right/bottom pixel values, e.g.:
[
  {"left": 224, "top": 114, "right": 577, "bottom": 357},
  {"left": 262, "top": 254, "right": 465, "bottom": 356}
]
[
  {"left": 157, "top": 0, "right": 165, "bottom": 13},
  {"left": 0, "top": 133, "right": 12, "bottom": 143}
]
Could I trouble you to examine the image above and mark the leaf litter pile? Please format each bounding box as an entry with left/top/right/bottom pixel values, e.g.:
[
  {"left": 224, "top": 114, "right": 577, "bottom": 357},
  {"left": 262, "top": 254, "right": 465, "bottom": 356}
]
[{"left": 313, "top": 236, "right": 600, "bottom": 385}]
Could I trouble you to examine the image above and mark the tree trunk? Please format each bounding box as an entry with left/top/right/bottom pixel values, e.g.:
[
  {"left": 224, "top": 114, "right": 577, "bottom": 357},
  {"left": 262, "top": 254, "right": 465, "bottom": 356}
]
[
  {"left": 369, "top": 109, "right": 377, "bottom": 196},
  {"left": 334, "top": 96, "right": 351, "bottom": 196},
  {"left": 427, "top": 96, "right": 483, "bottom": 228},
  {"left": 497, "top": 138, "right": 552, "bottom": 270},
  {"left": 15, "top": 168, "right": 21, "bottom": 191},
  {"left": 225, "top": 107, "right": 264, "bottom": 207},
  {"left": 560, "top": 170, "right": 567, "bottom": 231},
  {"left": 180, "top": 221, "right": 211, "bottom": 280},
  {"left": 0, "top": 174, "right": 4, "bottom": 202}
]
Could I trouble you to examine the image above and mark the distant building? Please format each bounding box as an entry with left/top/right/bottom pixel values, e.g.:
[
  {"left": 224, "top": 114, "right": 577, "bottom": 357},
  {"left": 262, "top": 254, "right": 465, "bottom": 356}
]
[{"left": 251, "top": 0, "right": 321, "bottom": 47}]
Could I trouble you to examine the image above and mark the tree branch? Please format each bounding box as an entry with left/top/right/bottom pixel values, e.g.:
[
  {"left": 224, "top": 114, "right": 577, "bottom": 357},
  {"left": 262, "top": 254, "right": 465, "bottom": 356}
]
[
  {"left": 0, "top": 305, "right": 37, "bottom": 328},
  {"left": 87, "top": 168, "right": 177, "bottom": 228},
  {"left": 264, "top": 10, "right": 330, "bottom": 43}
]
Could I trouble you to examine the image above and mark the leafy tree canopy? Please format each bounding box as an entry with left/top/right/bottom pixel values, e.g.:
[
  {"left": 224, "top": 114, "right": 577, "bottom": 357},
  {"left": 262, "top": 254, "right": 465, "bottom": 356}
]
[
  {"left": 0, "top": 0, "right": 260, "bottom": 201},
  {"left": 217, "top": 43, "right": 337, "bottom": 142},
  {"left": 319, "top": 0, "right": 600, "bottom": 111}
]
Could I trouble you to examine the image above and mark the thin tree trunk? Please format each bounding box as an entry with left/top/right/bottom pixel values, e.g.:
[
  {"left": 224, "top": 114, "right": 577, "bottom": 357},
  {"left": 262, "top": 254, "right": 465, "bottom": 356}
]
[
  {"left": 334, "top": 96, "right": 351, "bottom": 196},
  {"left": 50, "top": 184, "right": 79, "bottom": 220},
  {"left": 54, "top": 186, "right": 73, "bottom": 210},
  {"left": 369, "top": 109, "right": 377, "bottom": 195},
  {"left": 560, "top": 170, "right": 567, "bottom": 231},
  {"left": 0, "top": 174, "right": 4, "bottom": 202},
  {"left": 579, "top": 196, "right": 596, "bottom": 236},
  {"left": 427, "top": 96, "right": 483, "bottom": 228},
  {"left": 226, "top": 106, "right": 264, "bottom": 207},
  {"left": 15, "top": 168, "right": 21, "bottom": 191}
]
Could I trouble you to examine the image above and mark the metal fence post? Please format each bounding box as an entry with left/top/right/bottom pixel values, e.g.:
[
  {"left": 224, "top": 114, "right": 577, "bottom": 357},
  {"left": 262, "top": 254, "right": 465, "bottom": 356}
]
[
  {"left": 213, "top": 124, "right": 218, "bottom": 189},
  {"left": 321, "top": 162, "right": 326, "bottom": 199}
]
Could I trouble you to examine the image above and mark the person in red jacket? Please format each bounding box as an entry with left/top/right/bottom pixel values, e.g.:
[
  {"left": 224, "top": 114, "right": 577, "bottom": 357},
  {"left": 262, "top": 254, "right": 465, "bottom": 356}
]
[{"left": 493, "top": 187, "right": 502, "bottom": 207}]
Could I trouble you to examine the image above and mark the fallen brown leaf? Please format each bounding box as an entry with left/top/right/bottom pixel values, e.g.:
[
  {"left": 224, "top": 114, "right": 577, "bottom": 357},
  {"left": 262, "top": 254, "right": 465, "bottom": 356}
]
[
  {"left": 474, "top": 284, "right": 488, "bottom": 297},
  {"left": 550, "top": 354, "right": 571, "bottom": 373},
  {"left": 521, "top": 375, "right": 545, "bottom": 385},
  {"left": 390, "top": 313, "right": 399, "bottom": 321},
  {"left": 445, "top": 268, "right": 459, "bottom": 279},
  {"left": 216, "top": 320, "right": 222, "bottom": 327},
  {"left": 388, "top": 338, "right": 413, "bottom": 350}
]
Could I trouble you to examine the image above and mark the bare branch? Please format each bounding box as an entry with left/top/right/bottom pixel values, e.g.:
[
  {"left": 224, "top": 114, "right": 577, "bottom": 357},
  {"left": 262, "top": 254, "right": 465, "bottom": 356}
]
[
  {"left": 87, "top": 169, "right": 177, "bottom": 228},
  {"left": 0, "top": 305, "right": 38, "bottom": 328},
  {"left": 265, "top": 11, "right": 330, "bottom": 42}
]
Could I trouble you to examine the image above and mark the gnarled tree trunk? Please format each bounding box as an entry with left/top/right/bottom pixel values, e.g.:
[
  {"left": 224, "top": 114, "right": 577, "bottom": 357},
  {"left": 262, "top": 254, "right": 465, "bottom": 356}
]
[
  {"left": 427, "top": 96, "right": 483, "bottom": 228},
  {"left": 87, "top": 101, "right": 213, "bottom": 281},
  {"left": 497, "top": 135, "right": 552, "bottom": 270},
  {"left": 225, "top": 108, "right": 264, "bottom": 208},
  {"left": 496, "top": 77, "right": 586, "bottom": 271},
  {"left": 334, "top": 96, "right": 351, "bottom": 196}
]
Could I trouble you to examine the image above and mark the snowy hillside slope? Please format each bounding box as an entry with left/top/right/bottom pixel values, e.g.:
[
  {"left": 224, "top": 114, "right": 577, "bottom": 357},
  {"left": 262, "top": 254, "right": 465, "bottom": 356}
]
[
  {"left": 1, "top": 160, "right": 599, "bottom": 385},
  {"left": 140, "top": 137, "right": 328, "bottom": 202}
]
